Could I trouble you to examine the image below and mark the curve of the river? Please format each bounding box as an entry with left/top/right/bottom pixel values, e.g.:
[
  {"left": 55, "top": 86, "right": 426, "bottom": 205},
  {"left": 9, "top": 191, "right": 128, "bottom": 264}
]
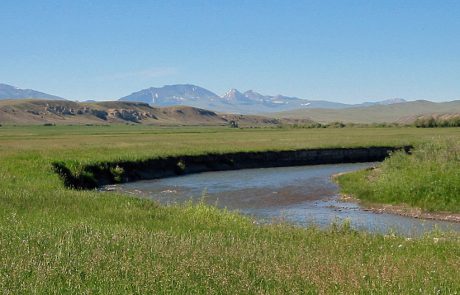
[{"left": 104, "top": 163, "right": 460, "bottom": 236}]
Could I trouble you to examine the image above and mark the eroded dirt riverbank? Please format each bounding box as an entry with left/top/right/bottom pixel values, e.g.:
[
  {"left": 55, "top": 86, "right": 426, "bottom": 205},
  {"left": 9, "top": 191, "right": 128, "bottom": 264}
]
[
  {"left": 340, "top": 194, "right": 460, "bottom": 223},
  {"left": 54, "top": 146, "right": 411, "bottom": 189}
]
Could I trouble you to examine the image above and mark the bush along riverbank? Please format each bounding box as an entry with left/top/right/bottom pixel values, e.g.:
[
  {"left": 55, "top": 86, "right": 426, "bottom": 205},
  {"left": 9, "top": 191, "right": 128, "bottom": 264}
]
[{"left": 337, "top": 139, "right": 460, "bottom": 220}]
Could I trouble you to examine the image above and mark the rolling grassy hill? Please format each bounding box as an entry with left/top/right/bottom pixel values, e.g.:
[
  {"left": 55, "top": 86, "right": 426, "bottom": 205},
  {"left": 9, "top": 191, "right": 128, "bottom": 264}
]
[
  {"left": 275, "top": 100, "right": 460, "bottom": 123},
  {"left": 0, "top": 99, "right": 312, "bottom": 126}
]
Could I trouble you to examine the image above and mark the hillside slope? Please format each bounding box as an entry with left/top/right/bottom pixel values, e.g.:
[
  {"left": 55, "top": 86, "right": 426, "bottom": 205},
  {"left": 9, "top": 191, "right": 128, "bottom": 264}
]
[
  {"left": 0, "top": 99, "right": 312, "bottom": 126},
  {"left": 275, "top": 100, "right": 460, "bottom": 123}
]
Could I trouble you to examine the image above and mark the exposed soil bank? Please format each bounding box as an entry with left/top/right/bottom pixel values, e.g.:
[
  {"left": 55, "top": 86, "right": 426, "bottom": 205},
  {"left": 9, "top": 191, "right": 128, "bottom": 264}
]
[
  {"left": 53, "top": 146, "right": 411, "bottom": 190},
  {"left": 340, "top": 194, "right": 460, "bottom": 223}
]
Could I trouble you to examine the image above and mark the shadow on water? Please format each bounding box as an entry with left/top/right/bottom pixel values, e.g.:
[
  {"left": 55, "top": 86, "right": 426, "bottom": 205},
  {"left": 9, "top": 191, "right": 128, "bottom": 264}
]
[{"left": 104, "top": 162, "right": 460, "bottom": 236}]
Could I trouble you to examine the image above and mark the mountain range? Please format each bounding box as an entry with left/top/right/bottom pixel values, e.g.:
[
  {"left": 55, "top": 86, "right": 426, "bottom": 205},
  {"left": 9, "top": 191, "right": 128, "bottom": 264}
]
[
  {"left": 118, "top": 84, "right": 413, "bottom": 113},
  {"left": 119, "top": 84, "right": 359, "bottom": 113},
  {"left": 4, "top": 83, "right": 457, "bottom": 119}
]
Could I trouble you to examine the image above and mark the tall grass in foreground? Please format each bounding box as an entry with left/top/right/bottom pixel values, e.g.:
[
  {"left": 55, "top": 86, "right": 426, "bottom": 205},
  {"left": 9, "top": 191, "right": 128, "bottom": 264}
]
[
  {"left": 1, "top": 198, "right": 459, "bottom": 293},
  {"left": 338, "top": 139, "right": 460, "bottom": 212}
]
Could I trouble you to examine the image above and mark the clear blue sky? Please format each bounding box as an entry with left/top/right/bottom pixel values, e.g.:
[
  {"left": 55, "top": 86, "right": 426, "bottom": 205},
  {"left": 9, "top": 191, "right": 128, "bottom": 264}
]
[{"left": 1, "top": 0, "right": 459, "bottom": 103}]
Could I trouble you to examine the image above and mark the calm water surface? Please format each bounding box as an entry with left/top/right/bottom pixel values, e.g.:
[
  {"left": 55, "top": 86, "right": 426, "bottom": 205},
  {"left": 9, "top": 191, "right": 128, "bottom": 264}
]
[{"left": 105, "top": 163, "right": 460, "bottom": 236}]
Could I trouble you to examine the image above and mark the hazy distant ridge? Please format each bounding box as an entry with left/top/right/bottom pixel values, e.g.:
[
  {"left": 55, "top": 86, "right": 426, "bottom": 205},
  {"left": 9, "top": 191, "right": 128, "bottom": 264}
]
[
  {"left": 275, "top": 100, "right": 460, "bottom": 123},
  {"left": 0, "top": 83, "right": 64, "bottom": 100}
]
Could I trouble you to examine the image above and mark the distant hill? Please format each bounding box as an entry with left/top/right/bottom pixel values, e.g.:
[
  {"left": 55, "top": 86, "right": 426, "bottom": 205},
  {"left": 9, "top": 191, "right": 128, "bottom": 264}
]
[
  {"left": 274, "top": 100, "right": 460, "bottom": 123},
  {"left": 397, "top": 112, "right": 460, "bottom": 125},
  {"left": 356, "top": 98, "right": 407, "bottom": 108},
  {"left": 0, "top": 99, "right": 313, "bottom": 126},
  {"left": 0, "top": 83, "right": 64, "bottom": 100},
  {"left": 119, "top": 84, "right": 351, "bottom": 113}
]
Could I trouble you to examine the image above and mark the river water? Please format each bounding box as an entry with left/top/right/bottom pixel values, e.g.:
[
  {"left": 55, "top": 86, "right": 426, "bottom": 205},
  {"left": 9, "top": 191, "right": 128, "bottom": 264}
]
[{"left": 105, "top": 163, "right": 460, "bottom": 236}]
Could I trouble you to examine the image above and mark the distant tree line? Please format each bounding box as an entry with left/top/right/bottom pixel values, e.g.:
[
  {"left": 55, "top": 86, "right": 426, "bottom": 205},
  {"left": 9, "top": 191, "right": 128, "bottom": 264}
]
[
  {"left": 281, "top": 118, "right": 460, "bottom": 129},
  {"left": 283, "top": 122, "right": 403, "bottom": 129},
  {"left": 414, "top": 117, "right": 460, "bottom": 128}
]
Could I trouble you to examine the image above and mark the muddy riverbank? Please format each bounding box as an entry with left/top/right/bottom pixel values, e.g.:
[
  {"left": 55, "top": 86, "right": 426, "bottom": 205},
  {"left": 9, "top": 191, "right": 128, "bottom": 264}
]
[
  {"left": 332, "top": 171, "right": 460, "bottom": 223},
  {"left": 340, "top": 194, "right": 460, "bottom": 223}
]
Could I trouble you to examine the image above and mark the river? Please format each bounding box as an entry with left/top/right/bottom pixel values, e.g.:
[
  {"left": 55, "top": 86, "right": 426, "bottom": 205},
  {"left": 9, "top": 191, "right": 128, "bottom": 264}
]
[{"left": 104, "top": 163, "right": 460, "bottom": 236}]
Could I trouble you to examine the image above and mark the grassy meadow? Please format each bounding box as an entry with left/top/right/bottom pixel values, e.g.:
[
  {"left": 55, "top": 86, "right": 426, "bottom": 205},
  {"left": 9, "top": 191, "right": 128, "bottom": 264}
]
[
  {"left": 1, "top": 125, "right": 460, "bottom": 293},
  {"left": 338, "top": 139, "right": 460, "bottom": 213}
]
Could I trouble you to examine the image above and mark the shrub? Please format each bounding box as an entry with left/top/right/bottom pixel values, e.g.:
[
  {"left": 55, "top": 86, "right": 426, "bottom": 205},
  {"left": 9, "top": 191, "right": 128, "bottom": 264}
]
[{"left": 110, "top": 165, "right": 125, "bottom": 183}]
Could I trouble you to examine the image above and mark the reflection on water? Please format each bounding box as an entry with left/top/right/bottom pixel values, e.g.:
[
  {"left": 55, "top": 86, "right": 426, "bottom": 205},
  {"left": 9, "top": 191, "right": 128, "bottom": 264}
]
[{"left": 105, "top": 163, "right": 460, "bottom": 236}]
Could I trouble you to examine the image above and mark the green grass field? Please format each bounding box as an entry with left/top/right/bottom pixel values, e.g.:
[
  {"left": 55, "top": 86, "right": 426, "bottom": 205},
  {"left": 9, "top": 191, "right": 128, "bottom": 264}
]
[
  {"left": 338, "top": 139, "right": 460, "bottom": 213},
  {"left": 1, "top": 125, "right": 459, "bottom": 293}
]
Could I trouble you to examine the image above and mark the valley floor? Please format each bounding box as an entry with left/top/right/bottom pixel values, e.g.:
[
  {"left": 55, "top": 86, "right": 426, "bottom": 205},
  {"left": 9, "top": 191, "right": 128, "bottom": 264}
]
[{"left": 0, "top": 125, "right": 459, "bottom": 293}]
